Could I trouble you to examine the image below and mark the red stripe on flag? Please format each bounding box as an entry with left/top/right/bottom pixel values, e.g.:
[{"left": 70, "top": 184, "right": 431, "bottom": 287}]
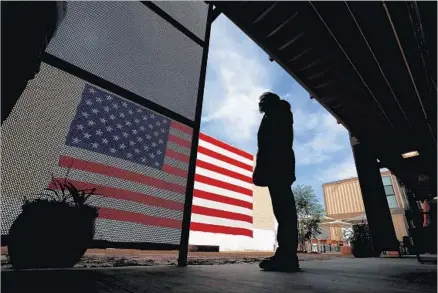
[
  {"left": 198, "top": 146, "right": 253, "bottom": 172},
  {"left": 191, "top": 205, "right": 252, "bottom": 223},
  {"left": 59, "top": 156, "right": 186, "bottom": 194},
  {"left": 165, "top": 149, "right": 190, "bottom": 163},
  {"left": 170, "top": 121, "right": 193, "bottom": 135},
  {"left": 199, "top": 133, "right": 254, "bottom": 161},
  {"left": 190, "top": 222, "right": 253, "bottom": 237},
  {"left": 169, "top": 134, "right": 191, "bottom": 148},
  {"left": 195, "top": 174, "right": 252, "bottom": 196},
  {"left": 195, "top": 160, "right": 252, "bottom": 184},
  {"left": 163, "top": 164, "right": 188, "bottom": 178},
  {"left": 48, "top": 178, "right": 184, "bottom": 211},
  {"left": 193, "top": 189, "right": 252, "bottom": 210},
  {"left": 99, "top": 208, "right": 182, "bottom": 229}
]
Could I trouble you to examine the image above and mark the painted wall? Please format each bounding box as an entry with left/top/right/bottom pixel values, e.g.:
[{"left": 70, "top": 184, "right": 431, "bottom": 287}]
[
  {"left": 189, "top": 228, "right": 276, "bottom": 252},
  {"left": 323, "top": 178, "right": 365, "bottom": 216},
  {"left": 252, "top": 186, "right": 276, "bottom": 230}
]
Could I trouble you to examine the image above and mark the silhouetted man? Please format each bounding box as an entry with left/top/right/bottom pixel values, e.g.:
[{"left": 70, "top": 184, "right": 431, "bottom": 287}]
[{"left": 253, "top": 92, "right": 299, "bottom": 272}]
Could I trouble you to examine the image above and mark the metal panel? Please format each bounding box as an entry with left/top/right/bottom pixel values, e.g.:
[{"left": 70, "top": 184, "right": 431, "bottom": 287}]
[
  {"left": 324, "top": 179, "right": 366, "bottom": 215},
  {"left": 46, "top": 2, "right": 203, "bottom": 121},
  {"left": 2, "top": 1, "right": 211, "bottom": 252},
  {"left": 152, "top": 1, "right": 208, "bottom": 40}
]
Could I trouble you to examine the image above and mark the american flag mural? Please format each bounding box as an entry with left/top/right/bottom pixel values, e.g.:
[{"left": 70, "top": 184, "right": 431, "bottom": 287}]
[
  {"left": 190, "top": 134, "right": 254, "bottom": 238},
  {"left": 50, "top": 84, "right": 193, "bottom": 244},
  {"left": 2, "top": 70, "right": 261, "bottom": 247},
  {"left": 46, "top": 83, "right": 255, "bottom": 243}
]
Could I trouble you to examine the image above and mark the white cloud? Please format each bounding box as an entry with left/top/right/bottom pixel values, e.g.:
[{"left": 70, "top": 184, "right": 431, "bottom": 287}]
[
  {"left": 201, "top": 16, "right": 272, "bottom": 143},
  {"left": 316, "top": 154, "right": 358, "bottom": 183},
  {"left": 201, "top": 15, "right": 355, "bottom": 177},
  {"left": 293, "top": 108, "right": 321, "bottom": 136},
  {"left": 294, "top": 111, "right": 349, "bottom": 165}
]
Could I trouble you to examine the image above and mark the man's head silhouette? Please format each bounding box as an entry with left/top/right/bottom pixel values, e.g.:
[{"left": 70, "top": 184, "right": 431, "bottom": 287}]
[
  {"left": 259, "top": 92, "right": 280, "bottom": 114},
  {"left": 279, "top": 99, "right": 291, "bottom": 111}
]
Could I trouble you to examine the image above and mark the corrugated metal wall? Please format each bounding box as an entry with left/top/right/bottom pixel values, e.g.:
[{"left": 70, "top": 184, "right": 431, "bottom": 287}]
[
  {"left": 323, "top": 172, "right": 409, "bottom": 241},
  {"left": 391, "top": 214, "right": 409, "bottom": 241},
  {"left": 323, "top": 179, "right": 365, "bottom": 216}
]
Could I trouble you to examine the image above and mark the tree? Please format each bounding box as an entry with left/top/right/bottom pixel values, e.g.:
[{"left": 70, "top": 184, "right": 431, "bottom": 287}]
[{"left": 293, "top": 184, "right": 325, "bottom": 252}]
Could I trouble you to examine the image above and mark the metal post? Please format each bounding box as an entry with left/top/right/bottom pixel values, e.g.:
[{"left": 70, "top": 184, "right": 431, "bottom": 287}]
[
  {"left": 177, "top": 3, "right": 214, "bottom": 267},
  {"left": 350, "top": 134, "right": 399, "bottom": 254}
]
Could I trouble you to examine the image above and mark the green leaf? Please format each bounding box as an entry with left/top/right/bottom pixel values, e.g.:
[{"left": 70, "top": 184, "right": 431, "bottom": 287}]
[{"left": 293, "top": 184, "right": 324, "bottom": 245}]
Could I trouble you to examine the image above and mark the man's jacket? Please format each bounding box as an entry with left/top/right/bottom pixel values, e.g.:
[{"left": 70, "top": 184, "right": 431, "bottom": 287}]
[{"left": 253, "top": 102, "right": 296, "bottom": 186}]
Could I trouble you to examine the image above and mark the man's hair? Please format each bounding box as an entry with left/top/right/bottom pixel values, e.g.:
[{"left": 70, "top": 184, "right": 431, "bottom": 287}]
[{"left": 259, "top": 92, "right": 280, "bottom": 102}]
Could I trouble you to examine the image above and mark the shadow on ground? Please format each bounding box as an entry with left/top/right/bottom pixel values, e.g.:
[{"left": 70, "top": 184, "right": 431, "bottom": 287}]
[
  {"left": 3, "top": 270, "right": 106, "bottom": 293},
  {"left": 2, "top": 258, "right": 436, "bottom": 293}
]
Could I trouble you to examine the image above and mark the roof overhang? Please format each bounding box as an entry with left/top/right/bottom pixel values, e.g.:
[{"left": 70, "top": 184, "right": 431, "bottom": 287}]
[{"left": 212, "top": 1, "right": 437, "bottom": 199}]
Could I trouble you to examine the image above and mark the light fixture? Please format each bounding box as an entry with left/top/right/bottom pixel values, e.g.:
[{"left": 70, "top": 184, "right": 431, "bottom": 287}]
[{"left": 401, "top": 151, "right": 419, "bottom": 159}]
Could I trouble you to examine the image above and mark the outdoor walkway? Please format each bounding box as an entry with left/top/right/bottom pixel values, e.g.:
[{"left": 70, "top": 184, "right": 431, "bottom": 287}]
[{"left": 2, "top": 257, "right": 436, "bottom": 293}]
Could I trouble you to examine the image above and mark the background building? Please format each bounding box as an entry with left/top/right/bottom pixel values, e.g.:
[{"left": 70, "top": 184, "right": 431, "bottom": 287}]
[{"left": 322, "top": 170, "right": 410, "bottom": 243}]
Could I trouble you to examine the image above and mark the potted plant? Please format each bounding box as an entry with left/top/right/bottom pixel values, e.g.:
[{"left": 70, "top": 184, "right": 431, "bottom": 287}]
[
  {"left": 349, "top": 223, "right": 375, "bottom": 258},
  {"left": 7, "top": 176, "right": 99, "bottom": 269}
]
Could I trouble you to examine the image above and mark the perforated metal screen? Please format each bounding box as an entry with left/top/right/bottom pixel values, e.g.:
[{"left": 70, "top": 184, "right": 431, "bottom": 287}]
[
  {"left": 1, "top": 2, "right": 209, "bottom": 246},
  {"left": 46, "top": 1, "right": 203, "bottom": 121},
  {"left": 152, "top": 1, "right": 208, "bottom": 40},
  {"left": 1, "top": 63, "right": 193, "bottom": 244}
]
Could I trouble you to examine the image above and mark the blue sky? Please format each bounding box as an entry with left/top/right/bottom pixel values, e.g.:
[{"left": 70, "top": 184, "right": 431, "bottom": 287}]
[{"left": 200, "top": 15, "right": 358, "bottom": 206}]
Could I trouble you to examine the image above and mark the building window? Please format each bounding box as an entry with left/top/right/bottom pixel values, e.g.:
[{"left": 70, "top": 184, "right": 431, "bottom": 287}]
[
  {"left": 387, "top": 195, "right": 398, "bottom": 209},
  {"left": 382, "top": 176, "right": 392, "bottom": 186},
  {"left": 382, "top": 176, "right": 398, "bottom": 209},
  {"left": 384, "top": 185, "right": 394, "bottom": 195}
]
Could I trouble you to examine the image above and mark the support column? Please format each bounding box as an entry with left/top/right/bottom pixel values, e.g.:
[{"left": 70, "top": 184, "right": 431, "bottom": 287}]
[
  {"left": 177, "top": 3, "right": 214, "bottom": 267},
  {"left": 350, "top": 135, "right": 399, "bottom": 254}
]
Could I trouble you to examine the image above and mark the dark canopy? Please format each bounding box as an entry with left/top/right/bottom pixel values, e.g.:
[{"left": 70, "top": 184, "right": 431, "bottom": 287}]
[{"left": 212, "top": 1, "right": 437, "bottom": 199}]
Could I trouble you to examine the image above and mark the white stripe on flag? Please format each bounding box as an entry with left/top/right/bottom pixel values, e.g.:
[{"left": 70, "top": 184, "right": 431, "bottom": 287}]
[
  {"left": 192, "top": 197, "right": 252, "bottom": 217},
  {"left": 195, "top": 166, "right": 253, "bottom": 190},
  {"left": 62, "top": 146, "right": 187, "bottom": 185},
  {"left": 194, "top": 181, "right": 253, "bottom": 203},
  {"left": 85, "top": 195, "right": 183, "bottom": 220},
  {"left": 196, "top": 153, "right": 253, "bottom": 177},
  {"left": 54, "top": 167, "right": 185, "bottom": 202},
  {"left": 198, "top": 139, "right": 253, "bottom": 166},
  {"left": 190, "top": 214, "right": 252, "bottom": 230},
  {"left": 169, "top": 127, "right": 192, "bottom": 142}
]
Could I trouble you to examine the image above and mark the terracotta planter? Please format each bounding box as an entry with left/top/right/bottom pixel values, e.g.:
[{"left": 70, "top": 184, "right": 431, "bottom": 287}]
[{"left": 340, "top": 246, "right": 352, "bottom": 255}]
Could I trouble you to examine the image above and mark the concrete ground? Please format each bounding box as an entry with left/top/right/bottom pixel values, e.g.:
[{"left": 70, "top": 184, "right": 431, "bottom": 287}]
[{"left": 2, "top": 257, "right": 436, "bottom": 293}]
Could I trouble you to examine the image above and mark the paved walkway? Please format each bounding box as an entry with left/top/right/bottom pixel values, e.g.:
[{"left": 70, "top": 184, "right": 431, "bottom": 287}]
[{"left": 2, "top": 257, "right": 436, "bottom": 293}]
